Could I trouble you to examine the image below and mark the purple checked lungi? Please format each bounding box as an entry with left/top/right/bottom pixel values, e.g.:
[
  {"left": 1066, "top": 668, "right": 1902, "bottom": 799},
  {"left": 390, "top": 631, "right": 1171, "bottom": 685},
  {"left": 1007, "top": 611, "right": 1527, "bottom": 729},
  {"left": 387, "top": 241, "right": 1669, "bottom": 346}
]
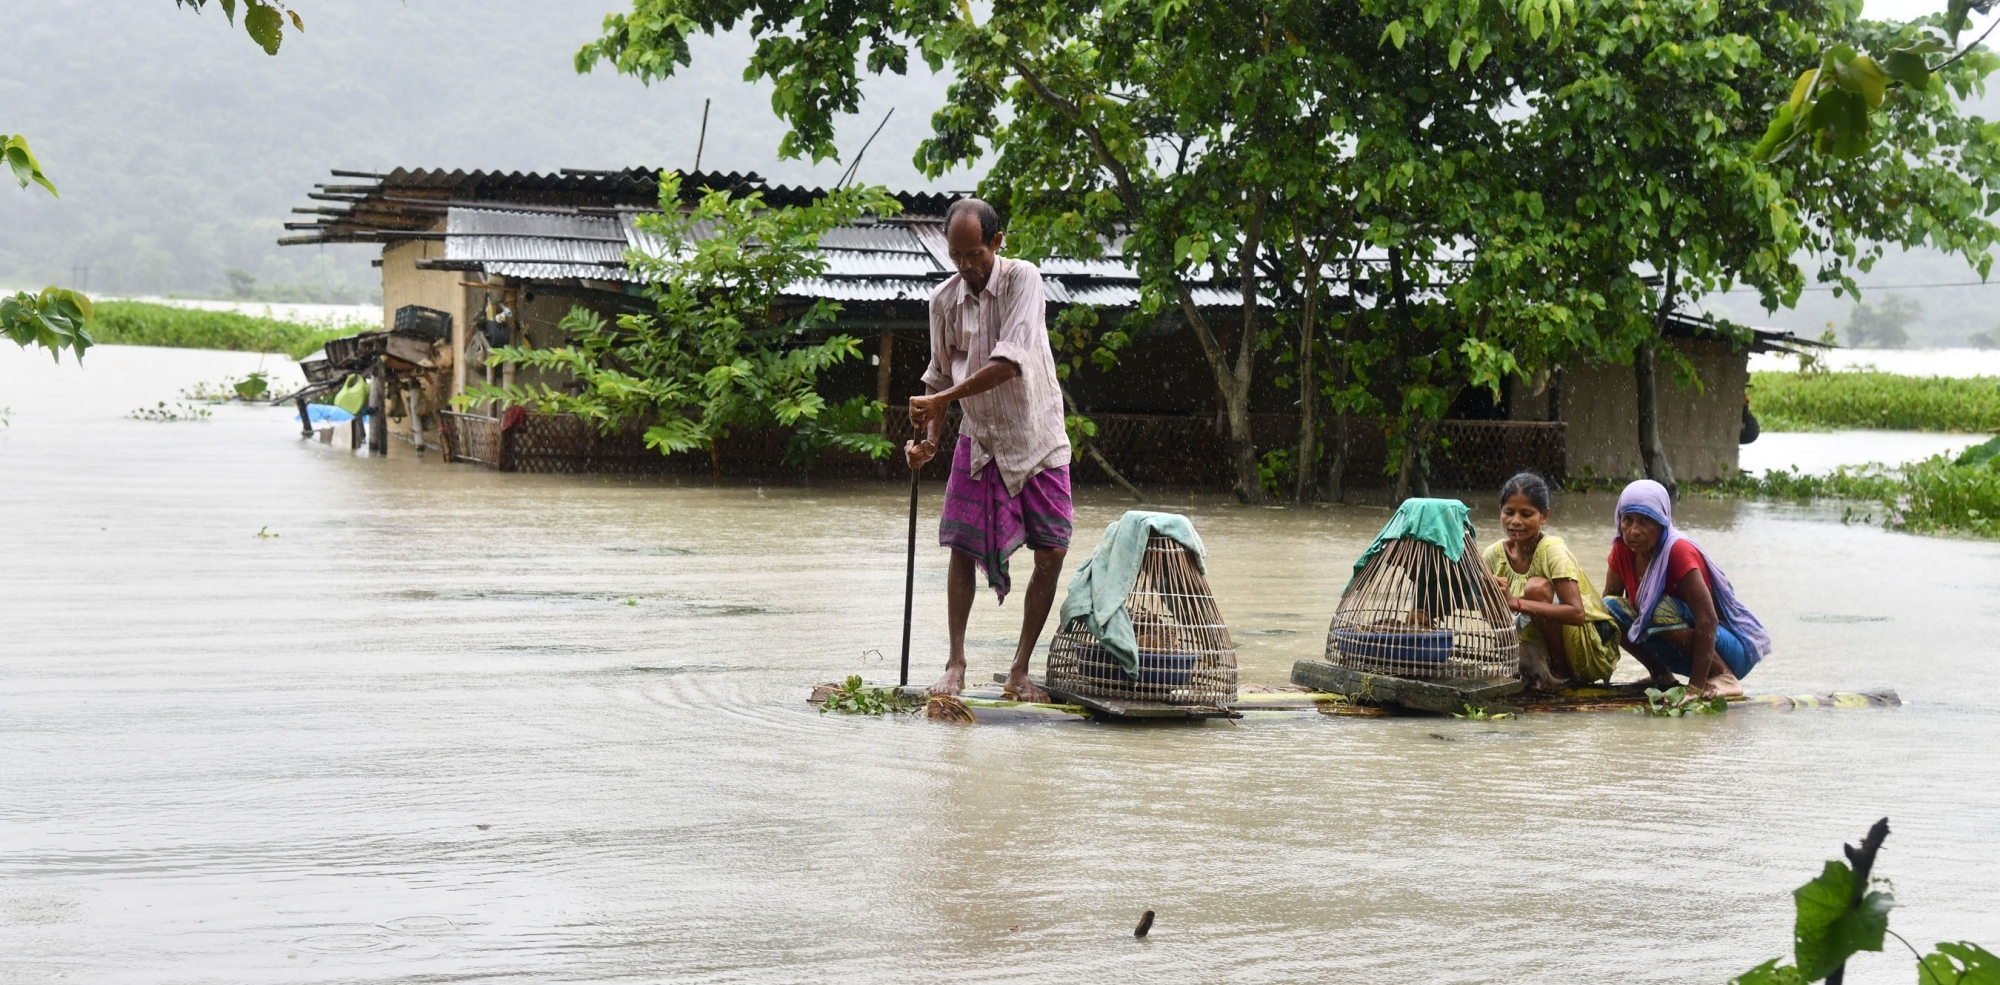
[{"left": 940, "top": 435, "right": 1073, "bottom": 603}]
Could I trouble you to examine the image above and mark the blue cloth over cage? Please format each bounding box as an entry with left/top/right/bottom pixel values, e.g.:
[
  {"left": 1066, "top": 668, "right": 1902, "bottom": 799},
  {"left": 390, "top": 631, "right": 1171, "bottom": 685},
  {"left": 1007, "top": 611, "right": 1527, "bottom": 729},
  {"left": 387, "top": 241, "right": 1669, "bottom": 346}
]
[{"left": 296, "top": 403, "right": 355, "bottom": 425}]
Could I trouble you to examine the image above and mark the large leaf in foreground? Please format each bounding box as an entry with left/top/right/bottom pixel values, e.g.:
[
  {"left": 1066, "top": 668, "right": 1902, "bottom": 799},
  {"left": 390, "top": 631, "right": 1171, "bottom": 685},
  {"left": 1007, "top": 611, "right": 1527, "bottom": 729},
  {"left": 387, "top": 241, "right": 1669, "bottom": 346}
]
[
  {"left": 1919, "top": 942, "right": 2000, "bottom": 985},
  {"left": 1793, "top": 859, "right": 1895, "bottom": 980}
]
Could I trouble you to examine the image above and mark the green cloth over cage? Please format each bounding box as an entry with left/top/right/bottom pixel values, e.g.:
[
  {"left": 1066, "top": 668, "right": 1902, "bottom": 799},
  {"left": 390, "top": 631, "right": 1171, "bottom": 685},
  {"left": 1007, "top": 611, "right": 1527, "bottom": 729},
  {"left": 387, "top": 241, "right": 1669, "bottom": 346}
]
[
  {"left": 1058, "top": 511, "right": 1206, "bottom": 679},
  {"left": 1348, "top": 498, "right": 1477, "bottom": 588}
]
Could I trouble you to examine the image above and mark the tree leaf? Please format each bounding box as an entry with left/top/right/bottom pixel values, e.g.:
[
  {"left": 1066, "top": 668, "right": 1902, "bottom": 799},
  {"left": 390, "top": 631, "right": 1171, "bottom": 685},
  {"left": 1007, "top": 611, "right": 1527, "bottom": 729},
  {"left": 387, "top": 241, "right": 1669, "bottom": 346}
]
[
  {"left": 1792, "top": 859, "right": 1895, "bottom": 980},
  {"left": 1947, "top": 0, "right": 1972, "bottom": 41},
  {"left": 1837, "top": 54, "right": 1889, "bottom": 108},
  {"left": 1753, "top": 103, "right": 1797, "bottom": 162},
  {"left": 1788, "top": 67, "right": 1820, "bottom": 120},
  {"left": 1883, "top": 50, "right": 1930, "bottom": 89},
  {"left": 244, "top": 2, "right": 283, "bottom": 55},
  {"left": 4, "top": 136, "right": 57, "bottom": 197},
  {"left": 1808, "top": 88, "right": 1871, "bottom": 159},
  {"left": 220, "top": 0, "right": 237, "bottom": 24},
  {"left": 1730, "top": 959, "right": 1804, "bottom": 985},
  {"left": 288, "top": 8, "right": 303, "bottom": 31},
  {"left": 1918, "top": 942, "right": 2000, "bottom": 985}
]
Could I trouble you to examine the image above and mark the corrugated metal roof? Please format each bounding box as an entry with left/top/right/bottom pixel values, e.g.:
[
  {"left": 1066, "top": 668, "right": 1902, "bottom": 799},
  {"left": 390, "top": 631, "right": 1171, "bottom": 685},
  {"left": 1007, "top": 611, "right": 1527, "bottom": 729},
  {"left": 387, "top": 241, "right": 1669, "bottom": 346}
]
[
  {"left": 908, "top": 222, "right": 954, "bottom": 269},
  {"left": 278, "top": 166, "right": 957, "bottom": 248},
  {"left": 819, "top": 224, "right": 937, "bottom": 254},
  {"left": 447, "top": 208, "right": 625, "bottom": 241},
  {"left": 1052, "top": 282, "right": 1247, "bottom": 308},
  {"left": 442, "top": 209, "right": 630, "bottom": 270},
  {"left": 1039, "top": 257, "right": 1136, "bottom": 279},
  {"left": 787, "top": 278, "right": 940, "bottom": 302},
  {"left": 422, "top": 203, "right": 1266, "bottom": 311},
  {"left": 818, "top": 250, "right": 945, "bottom": 278},
  {"left": 482, "top": 261, "right": 640, "bottom": 282}
]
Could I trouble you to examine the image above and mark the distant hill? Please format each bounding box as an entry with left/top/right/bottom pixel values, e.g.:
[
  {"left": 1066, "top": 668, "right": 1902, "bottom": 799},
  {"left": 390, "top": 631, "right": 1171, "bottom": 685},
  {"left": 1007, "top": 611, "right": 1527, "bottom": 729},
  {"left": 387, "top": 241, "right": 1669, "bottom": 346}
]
[
  {"left": 0, "top": 0, "right": 974, "bottom": 300},
  {"left": 7, "top": 0, "right": 2000, "bottom": 346}
]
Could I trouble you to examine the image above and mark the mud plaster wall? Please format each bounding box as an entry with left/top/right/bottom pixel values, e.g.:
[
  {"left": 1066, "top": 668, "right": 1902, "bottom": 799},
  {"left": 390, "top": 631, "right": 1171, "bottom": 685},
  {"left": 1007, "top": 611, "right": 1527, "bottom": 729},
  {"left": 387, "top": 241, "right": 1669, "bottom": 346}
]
[
  {"left": 379, "top": 238, "right": 474, "bottom": 405},
  {"left": 1544, "top": 337, "right": 1747, "bottom": 483}
]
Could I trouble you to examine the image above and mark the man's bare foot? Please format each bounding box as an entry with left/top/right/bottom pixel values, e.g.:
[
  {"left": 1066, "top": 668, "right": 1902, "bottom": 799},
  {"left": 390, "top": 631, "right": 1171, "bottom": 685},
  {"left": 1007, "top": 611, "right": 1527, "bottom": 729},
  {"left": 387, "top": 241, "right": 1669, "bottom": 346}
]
[
  {"left": 929, "top": 665, "right": 966, "bottom": 697},
  {"left": 1003, "top": 672, "right": 1050, "bottom": 703}
]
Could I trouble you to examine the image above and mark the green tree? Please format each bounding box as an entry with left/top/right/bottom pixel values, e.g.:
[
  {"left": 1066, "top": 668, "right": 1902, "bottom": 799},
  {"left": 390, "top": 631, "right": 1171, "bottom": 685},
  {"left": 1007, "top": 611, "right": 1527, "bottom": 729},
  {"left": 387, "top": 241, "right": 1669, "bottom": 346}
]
[
  {"left": 579, "top": 0, "right": 1567, "bottom": 502},
  {"left": 1844, "top": 294, "right": 1921, "bottom": 348},
  {"left": 579, "top": 0, "right": 2000, "bottom": 502},
  {"left": 461, "top": 173, "right": 897, "bottom": 475},
  {"left": 1470, "top": 0, "right": 2000, "bottom": 494}
]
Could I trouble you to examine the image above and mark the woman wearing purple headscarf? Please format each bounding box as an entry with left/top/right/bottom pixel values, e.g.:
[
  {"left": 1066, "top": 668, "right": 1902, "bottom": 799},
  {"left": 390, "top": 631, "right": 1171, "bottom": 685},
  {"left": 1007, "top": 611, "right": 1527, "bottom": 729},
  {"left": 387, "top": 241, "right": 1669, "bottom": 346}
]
[{"left": 1601, "top": 480, "right": 1771, "bottom": 698}]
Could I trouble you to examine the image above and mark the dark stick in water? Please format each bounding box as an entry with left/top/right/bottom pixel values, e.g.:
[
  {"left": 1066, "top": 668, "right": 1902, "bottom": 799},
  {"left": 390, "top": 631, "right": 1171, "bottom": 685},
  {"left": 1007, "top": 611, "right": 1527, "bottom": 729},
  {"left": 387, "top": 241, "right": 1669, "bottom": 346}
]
[
  {"left": 899, "top": 468, "right": 919, "bottom": 688},
  {"left": 1134, "top": 910, "right": 1154, "bottom": 938}
]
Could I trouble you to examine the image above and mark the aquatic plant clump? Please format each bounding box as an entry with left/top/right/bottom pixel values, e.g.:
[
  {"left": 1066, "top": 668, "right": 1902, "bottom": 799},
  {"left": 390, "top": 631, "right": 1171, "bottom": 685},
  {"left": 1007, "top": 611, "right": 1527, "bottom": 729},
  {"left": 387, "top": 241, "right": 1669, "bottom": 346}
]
[
  {"left": 1723, "top": 451, "right": 2000, "bottom": 540},
  {"left": 1749, "top": 371, "right": 2000, "bottom": 433},
  {"left": 817, "top": 676, "right": 924, "bottom": 715},
  {"left": 90, "top": 301, "right": 368, "bottom": 360},
  {"left": 1638, "top": 685, "right": 1728, "bottom": 717},
  {"left": 181, "top": 371, "right": 271, "bottom": 403},
  {"left": 127, "top": 400, "right": 212, "bottom": 423}
]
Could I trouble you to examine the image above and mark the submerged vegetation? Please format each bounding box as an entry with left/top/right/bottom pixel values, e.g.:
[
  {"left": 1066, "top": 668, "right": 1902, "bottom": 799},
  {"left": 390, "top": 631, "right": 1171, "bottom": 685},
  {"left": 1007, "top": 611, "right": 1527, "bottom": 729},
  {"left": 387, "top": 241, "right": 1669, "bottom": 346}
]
[
  {"left": 1749, "top": 371, "right": 2000, "bottom": 433},
  {"left": 1725, "top": 439, "right": 2000, "bottom": 540},
  {"left": 127, "top": 400, "right": 212, "bottom": 422},
  {"left": 181, "top": 371, "right": 272, "bottom": 402},
  {"left": 817, "top": 676, "right": 923, "bottom": 715},
  {"left": 88, "top": 301, "right": 365, "bottom": 360},
  {"left": 1639, "top": 685, "right": 1728, "bottom": 717}
]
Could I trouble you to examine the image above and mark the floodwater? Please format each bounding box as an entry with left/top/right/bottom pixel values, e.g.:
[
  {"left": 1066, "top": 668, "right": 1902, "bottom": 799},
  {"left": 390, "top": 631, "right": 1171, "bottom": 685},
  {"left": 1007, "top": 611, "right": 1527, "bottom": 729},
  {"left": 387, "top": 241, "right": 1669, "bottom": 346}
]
[
  {"left": 1748, "top": 346, "right": 2000, "bottom": 377},
  {"left": 1741, "top": 430, "right": 1990, "bottom": 475},
  {"left": 4, "top": 346, "right": 1999, "bottom": 984}
]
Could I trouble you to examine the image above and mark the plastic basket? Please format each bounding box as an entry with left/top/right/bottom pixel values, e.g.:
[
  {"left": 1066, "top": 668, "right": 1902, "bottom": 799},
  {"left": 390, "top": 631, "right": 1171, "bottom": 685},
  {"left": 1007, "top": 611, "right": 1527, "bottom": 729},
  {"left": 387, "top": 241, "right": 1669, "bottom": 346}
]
[
  {"left": 393, "top": 305, "right": 452, "bottom": 341},
  {"left": 1074, "top": 645, "right": 1199, "bottom": 688},
  {"left": 1332, "top": 627, "right": 1455, "bottom": 666}
]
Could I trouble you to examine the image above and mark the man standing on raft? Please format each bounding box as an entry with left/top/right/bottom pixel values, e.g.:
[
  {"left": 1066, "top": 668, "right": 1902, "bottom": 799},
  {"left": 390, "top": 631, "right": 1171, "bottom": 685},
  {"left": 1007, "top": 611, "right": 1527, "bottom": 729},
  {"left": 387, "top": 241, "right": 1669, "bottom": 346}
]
[{"left": 905, "top": 198, "right": 1073, "bottom": 702}]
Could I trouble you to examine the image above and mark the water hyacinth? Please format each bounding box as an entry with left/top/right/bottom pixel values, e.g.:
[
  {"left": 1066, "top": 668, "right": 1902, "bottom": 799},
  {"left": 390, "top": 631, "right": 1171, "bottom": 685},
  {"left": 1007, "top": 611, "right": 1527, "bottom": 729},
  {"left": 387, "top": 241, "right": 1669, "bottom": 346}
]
[
  {"left": 1749, "top": 371, "right": 2000, "bottom": 433},
  {"left": 89, "top": 301, "right": 368, "bottom": 360},
  {"left": 1723, "top": 446, "right": 2000, "bottom": 540}
]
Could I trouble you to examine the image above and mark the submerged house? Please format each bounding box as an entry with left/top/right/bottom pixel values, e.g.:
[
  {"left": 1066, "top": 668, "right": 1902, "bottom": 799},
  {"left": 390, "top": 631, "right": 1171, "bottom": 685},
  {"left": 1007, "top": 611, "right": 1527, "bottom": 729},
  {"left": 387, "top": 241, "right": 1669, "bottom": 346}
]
[{"left": 279, "top": 166, "right": 1807, "bottom": 487}]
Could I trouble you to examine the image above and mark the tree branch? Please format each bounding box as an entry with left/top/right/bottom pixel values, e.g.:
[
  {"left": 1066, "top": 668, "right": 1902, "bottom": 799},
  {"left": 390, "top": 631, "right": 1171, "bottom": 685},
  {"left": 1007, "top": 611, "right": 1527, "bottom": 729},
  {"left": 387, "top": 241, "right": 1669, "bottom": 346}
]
[{"left": 1009, "top": 55, "right": 1235, "bottom": 390}]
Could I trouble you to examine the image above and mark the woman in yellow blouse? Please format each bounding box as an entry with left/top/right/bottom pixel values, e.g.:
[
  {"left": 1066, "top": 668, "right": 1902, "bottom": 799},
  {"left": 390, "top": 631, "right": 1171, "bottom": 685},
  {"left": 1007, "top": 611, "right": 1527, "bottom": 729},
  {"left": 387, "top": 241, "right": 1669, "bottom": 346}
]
[{"left": 1481, "top": 473, "right": 1620, "bottom": 690}]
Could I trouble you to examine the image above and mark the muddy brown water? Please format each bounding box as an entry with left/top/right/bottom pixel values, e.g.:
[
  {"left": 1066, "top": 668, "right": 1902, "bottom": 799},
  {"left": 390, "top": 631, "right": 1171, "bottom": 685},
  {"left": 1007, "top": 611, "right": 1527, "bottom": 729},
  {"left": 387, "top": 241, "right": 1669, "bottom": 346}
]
[{"left": 4, "top": 346, "right": 1999, "bottom": 983}]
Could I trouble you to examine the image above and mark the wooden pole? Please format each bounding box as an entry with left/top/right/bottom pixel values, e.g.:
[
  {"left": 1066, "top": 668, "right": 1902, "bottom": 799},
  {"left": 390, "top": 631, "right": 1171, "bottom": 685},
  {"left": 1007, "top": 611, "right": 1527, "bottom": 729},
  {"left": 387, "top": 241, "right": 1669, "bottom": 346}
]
[
  {"left": 876, "top": 330, "right": 894, "bottom": 423},
  {"left": 367, "top": 362, "right": 388, "bottom": 455},
  {"left": 899, "top": 467, "right": 919, "bottom": 688},
  {"left": 405, "top": 384, "right": 425, "bottom": 453},
  {"left": 294, "top": 395, "right": 312, "bottom": 438},
  {"left": 693, "top": 98, "right": 711, "bottom": 173}
]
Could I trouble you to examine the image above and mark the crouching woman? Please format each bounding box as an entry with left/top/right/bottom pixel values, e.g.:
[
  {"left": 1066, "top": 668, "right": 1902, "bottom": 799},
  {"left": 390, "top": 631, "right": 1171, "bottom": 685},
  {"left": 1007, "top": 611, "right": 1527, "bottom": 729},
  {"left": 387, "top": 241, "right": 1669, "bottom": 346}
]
[
  {"left": 1483, "top": 473, "right": 1621, "bottom": 691},
  {"left": 1603, "top": 480, "right": 1771, "bottom": 698}
]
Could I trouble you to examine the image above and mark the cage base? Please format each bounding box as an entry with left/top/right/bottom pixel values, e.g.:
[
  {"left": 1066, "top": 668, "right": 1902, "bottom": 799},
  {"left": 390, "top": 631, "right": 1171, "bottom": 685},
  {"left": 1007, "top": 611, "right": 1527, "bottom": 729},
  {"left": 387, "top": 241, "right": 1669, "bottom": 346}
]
[
  {"left": 991, "top": 674, "right": 1238, "bottom": 720},
  {"left": 1291, "top": 660, "right": 1523, "bottom": 716}
]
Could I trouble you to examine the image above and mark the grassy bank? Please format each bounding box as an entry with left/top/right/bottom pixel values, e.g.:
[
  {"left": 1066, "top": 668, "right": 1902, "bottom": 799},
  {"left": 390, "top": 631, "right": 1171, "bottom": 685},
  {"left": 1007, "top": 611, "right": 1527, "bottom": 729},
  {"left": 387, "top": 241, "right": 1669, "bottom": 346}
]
[
  {"left": 87, "top": 301, "right": 369, "bottom": 360},
  {"left": 1721, "top": 438, "right": 2000, "bottom": 539},
  {"left": 1749, "top": 370, "right": 2000, "bottom": 432}
]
